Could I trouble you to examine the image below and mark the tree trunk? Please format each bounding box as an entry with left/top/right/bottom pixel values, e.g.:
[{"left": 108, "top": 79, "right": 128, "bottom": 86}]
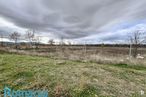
[{"left": 133, "top": 44, "right": 138, "bottom": 58}]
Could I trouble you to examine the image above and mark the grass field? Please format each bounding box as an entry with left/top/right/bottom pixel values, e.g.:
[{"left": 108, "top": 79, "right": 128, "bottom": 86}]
[{"left": 0, "top": 53, "right": 146, "bottom": 97}]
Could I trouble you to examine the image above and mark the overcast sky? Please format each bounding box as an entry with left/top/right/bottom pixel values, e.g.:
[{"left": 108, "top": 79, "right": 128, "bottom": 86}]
[{"left": 0, "top": 0, "right": 146, "bottom": 44}]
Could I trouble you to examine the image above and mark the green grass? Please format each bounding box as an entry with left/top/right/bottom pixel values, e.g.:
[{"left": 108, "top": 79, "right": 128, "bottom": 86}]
[
  {"left": 0, "top": 53, "right": 146, "bottom": 97},
  {"left": 112, "top": 63, "right": 146, "bottom": 71}
]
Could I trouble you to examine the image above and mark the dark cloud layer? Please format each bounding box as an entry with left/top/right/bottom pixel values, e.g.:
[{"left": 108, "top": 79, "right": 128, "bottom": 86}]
[
  {"left": 0, "top": 27, "right": 14, "bottom": 36},
  {"left": 0, "top": 0, "right": 146, "bottom": 39}
]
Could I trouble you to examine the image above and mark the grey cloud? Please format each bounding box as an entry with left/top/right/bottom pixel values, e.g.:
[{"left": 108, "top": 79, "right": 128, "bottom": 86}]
[
  {"left": 0, "top": 27, "right": 15, "bottom": 36},
  {"left": 100, "top": 34, "right": 126, "bottom": 42},
  {"left": 0, "top": 0, "right": 146, "bottom": 39}
]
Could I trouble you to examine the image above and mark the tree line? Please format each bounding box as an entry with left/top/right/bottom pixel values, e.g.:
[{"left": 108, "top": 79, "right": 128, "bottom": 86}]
[{"left": 0, "top": 29, "right": 146, "bottom": 58}]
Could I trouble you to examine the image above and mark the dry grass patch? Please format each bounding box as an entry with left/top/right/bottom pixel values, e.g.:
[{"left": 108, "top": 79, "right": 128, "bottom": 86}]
[{"left": 0, "top": 53, "right": 146, "bottom": 97}]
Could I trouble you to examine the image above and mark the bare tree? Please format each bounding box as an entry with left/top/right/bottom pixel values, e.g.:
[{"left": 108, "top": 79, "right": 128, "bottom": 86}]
[
  {"left": 34, "top": 36, "right": 41, "bottom": 49},
  {"left": 25, "top": 29, "right": 35, "bottom": 48},
  {"left": 60, "top": 37, "right": 66, "bottom": 45},
  {"left": 60, "top": 37, "right": 65, "bottom": 52},
  {"left": 9, "top": 31, "right": 21, "bottom": 49},
  {"left": 48, "top": 39, "right": 55, "bottom": 45},
  {"left": 129, "top": 30, "right": 146, "bottom": 58}
]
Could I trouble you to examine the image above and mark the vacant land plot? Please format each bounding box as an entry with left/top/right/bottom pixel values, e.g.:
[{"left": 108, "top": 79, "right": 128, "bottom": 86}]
[{"left": 0, "top": 53, "right": 146, "bottom": 97}]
